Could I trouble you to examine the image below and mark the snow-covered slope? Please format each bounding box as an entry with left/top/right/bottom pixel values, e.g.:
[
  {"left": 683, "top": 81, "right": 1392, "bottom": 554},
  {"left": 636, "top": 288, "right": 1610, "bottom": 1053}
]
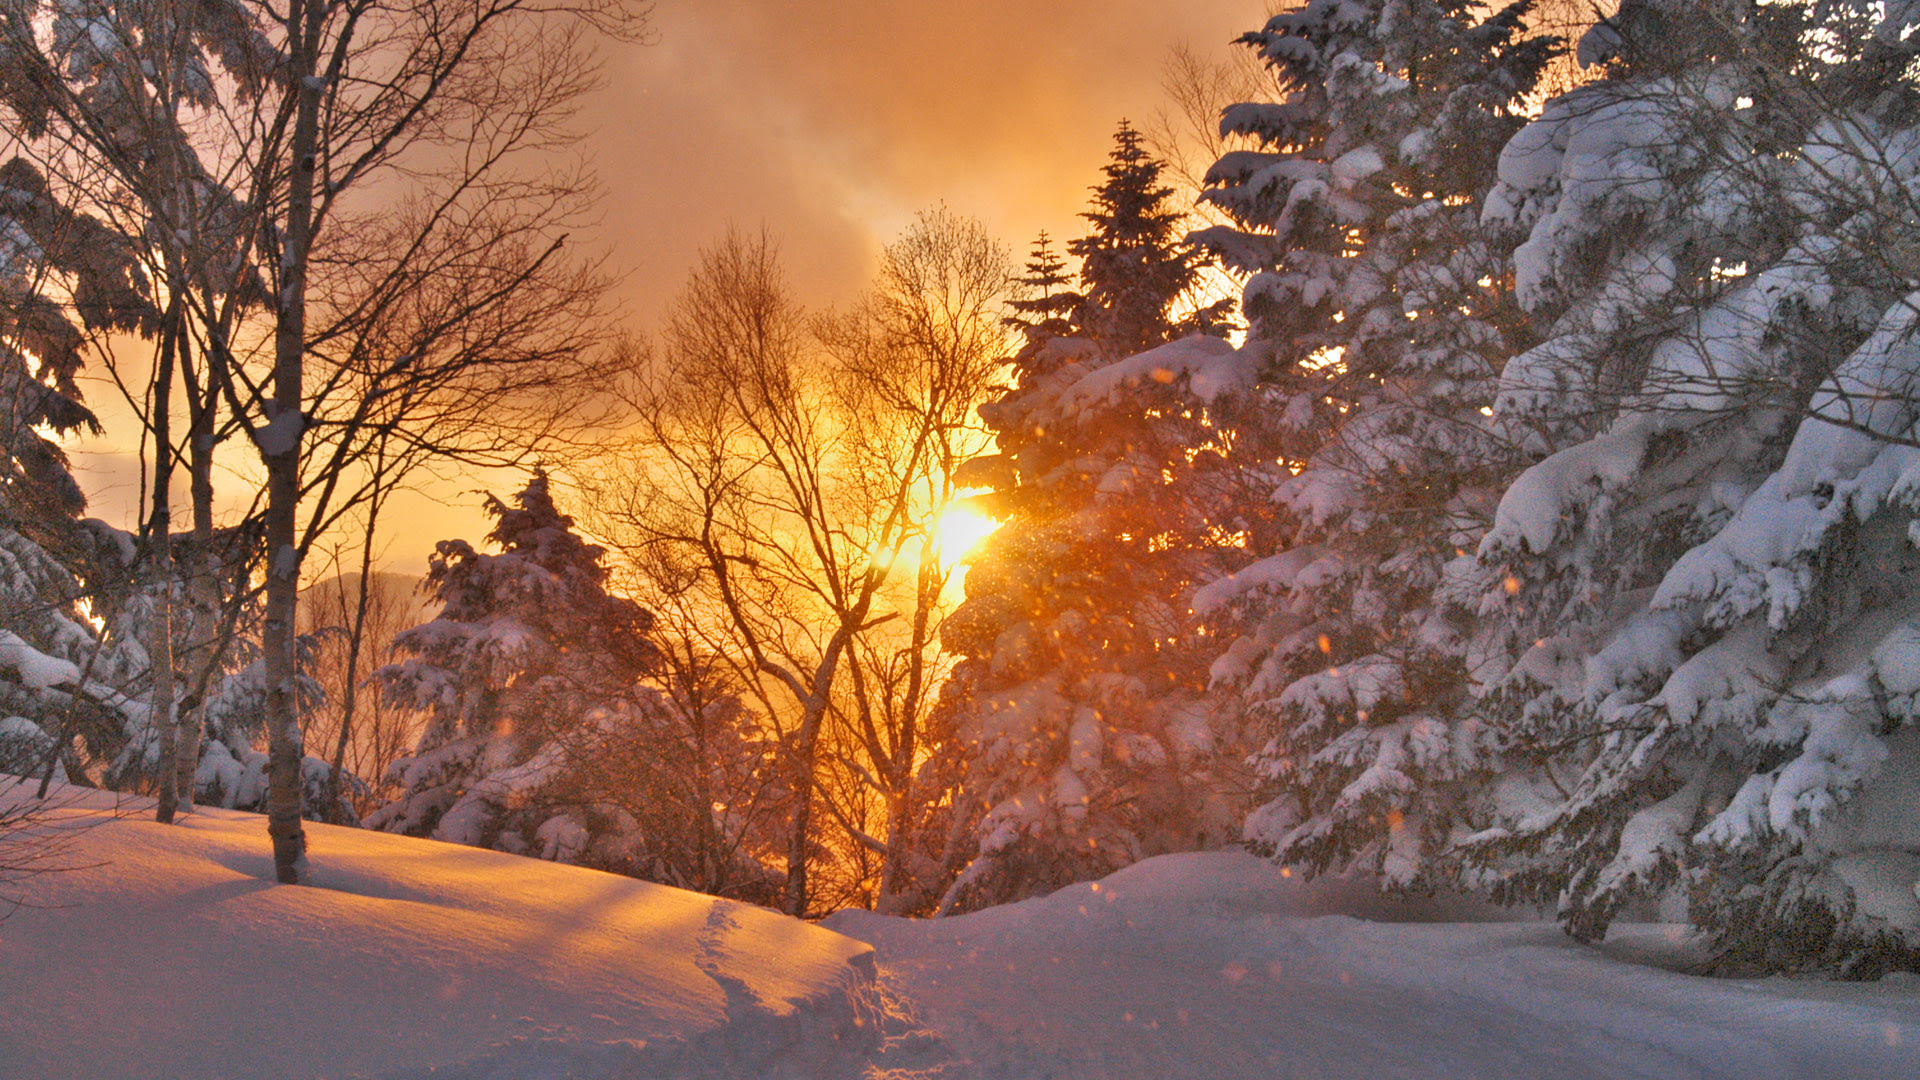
[
  {"left": 6, "top": 780, "right": 1918, "bottom": 1079},
  {"left": 828, "top": 852, "right": 1920, "bottom": 1080},
  {"left": 0, "top": 780, "right": 883, "bottom": 1080}
]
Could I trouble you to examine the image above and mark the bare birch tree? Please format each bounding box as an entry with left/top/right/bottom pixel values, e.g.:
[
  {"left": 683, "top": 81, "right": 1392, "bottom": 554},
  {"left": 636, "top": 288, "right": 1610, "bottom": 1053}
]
[
  {"left": 0, "top": 0, "right": 644, "bottom": 881},
  {"left": 587, "top": 211, "right": 1008, "bottom": 914}
]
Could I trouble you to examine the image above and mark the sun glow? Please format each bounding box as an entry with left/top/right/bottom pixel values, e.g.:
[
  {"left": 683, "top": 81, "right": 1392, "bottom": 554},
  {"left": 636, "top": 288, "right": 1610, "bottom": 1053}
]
[{"left": 934, "top": 499, "right": 1001, "bottom": 571}]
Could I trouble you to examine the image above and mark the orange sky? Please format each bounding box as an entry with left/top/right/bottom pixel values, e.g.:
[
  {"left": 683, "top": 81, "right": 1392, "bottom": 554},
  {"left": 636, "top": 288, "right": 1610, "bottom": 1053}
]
[
  {"left": 583, "top": 0, "right": 1265, "bottom": 322},
  {"left": 68, "top": 0, "right": 1272, "bottom": 573}
]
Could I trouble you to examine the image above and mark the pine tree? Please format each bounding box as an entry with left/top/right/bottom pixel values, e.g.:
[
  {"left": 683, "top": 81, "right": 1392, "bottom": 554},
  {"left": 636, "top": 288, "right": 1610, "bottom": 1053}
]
[
  {"left": 1069, "top": 122, "right": 1233, "bottom": 358},
  {"left": 368, "top": 471, "right": 757, "bottom": 885},
  {"left": 1193, "top": 0, "right": 1558, "bottom": 891},
  {"left": 0, "top": 158, "right": 153, "bottom": 530},
  {"left": 166, "top": 634, "right": 353, "bottom": 819},
  {"left": 0, "top": 153, "right": 161, "bottom": 785},
  {"left": 1003, "top": 231, "right": 1080, "bottom": 347},
  {"left": 1460, "top": 1, "right": 1920, "bottom": 973},
  {"left": 930, "top": 129, "right": 1258, "bottom": 914},
  {"left": 371, "top": 472, "right": 652, "bottom": 849}
]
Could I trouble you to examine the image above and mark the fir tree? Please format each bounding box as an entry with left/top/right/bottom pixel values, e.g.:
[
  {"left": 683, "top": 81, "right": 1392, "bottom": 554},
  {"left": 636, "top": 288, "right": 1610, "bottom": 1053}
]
[
  {"left": 929, "top": 129, "right": 1260, "bottom": 914},
  {"left": 0, "top": 153, "right": 161, "bottom": 785},
  {"left": 1460, "top": 1, "right": 1920, "bottom": 972},
  {"left": 1194, "top": 0, "right": 1558, "bottom": 891},
  {"left": 370, "top": 472, "right": 658, "bottom": 851},
  {"left": 1069, "top": 122, "right": 1233, "bottom": 358},
  {"left": 370, "top": 471, "right": 758, "bottom": 886},
  {"left": 1003, "top": 231, "right": 1080, "bottom": 347},
  {"left": 163, "top": 634, "right": 352, "bottom": 819}
]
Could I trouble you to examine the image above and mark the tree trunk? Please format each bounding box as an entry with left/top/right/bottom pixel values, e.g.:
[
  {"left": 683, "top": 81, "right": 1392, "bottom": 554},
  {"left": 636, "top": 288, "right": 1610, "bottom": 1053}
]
[
  {"left": 174, "top": 376, "right": 219, "bottom": 815},
  {"left": 326, "top": 494, "right": 384, "bottom": 822},
  {"left": 263, "top": 0, "right": 327, "bottom": 884},
  {"left": 874, "top": 792, "right": 914, "bottom": 914},
  {"left": 151, "top": 313, "right": 181, "bottom": 825},
  {"left": 783, "top": 701, "right": 822, "bottom": 916},
  {"left": 874, "top": 545, "right": 936, "bottom": 913}
]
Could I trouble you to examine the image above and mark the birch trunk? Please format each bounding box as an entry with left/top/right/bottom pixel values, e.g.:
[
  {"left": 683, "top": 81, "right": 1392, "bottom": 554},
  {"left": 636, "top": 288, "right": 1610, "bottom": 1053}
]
[
  {"left": 263, "top": 0, "right": 327, "bottom": 884},
  {"left": 151, "top": 314, "right": 181, "bottom": 824}
]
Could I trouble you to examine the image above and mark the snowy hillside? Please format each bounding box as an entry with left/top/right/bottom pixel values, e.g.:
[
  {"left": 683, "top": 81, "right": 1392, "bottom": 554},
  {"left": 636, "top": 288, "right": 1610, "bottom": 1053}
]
[
  {"left": 5, "top": 779, "right": 1919, "bottom": 1079},
  {"left": 832, "top": 853, "right": 1920, "bottom": 1079},
  {"left": 0, "top": 781, "right": 884, "bottom": 1080}
]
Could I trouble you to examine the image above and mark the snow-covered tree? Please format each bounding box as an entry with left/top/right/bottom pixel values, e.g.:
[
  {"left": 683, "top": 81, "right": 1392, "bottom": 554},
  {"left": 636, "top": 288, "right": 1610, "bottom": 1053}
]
[
  {"left": 0, "top": 0, "right": 284, "bottom": 824},
  {"left": 3, "top": 0, "right": 641, "bottom": 883},
  {"left": 0, "top": 527, "right": 142, "bottom": 785},
  {"left": 1192, "top": 0, "right": 1558, "bottom": 890},
  {"left": 0, "top": 146, "right": 162, "bottom": 788},
  {"left": 0, "top": 158, "right": 154, "bottom": 530},
  {"left": 169, "top": 639, "right": 352, "bottom": 819},
  {"left": 0, "top": 145, "right": 330, "bottom": 817},
  {"left": 1458, "top": 0, "right": 1920, "bottom": 973},
  {"left": 369, "top": 471, "right": 666, "bottom": 860},
  {"left": 931, "top": 128, "right": 1259, "bottom": 914},
  {"left": 1068, "top": 122, "right": 1235, "bottom": 356}
]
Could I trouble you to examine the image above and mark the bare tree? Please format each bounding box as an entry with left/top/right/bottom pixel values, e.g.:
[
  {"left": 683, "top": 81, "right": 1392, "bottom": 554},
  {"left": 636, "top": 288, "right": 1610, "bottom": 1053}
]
[
  {"left": 1143, "top": 41, "right": 1269, "bottom": 210},
  {"left": 299, "top": 547, "right": 429, "bottom": 818},
  {"left": 0, "top": 1, "right": 644, "bottom": 881},
  {"left": 810, "top": 209, "right": 1008, "bottom": 912},
  {"left": 585, "top": 212, "right": 1009, "bottom": 915}
]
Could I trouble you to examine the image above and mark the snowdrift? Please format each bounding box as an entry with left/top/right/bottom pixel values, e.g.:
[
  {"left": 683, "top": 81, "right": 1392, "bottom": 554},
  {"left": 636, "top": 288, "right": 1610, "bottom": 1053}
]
[
  {"left": 0, "top": 779, "right": 882, "bottom": 1080},
  {"left": 830, "top": 852, "right": 1920, "bottom": 1080},
  {"left": 6, "top": 784, "right": 1918, "bottom": 1080}
]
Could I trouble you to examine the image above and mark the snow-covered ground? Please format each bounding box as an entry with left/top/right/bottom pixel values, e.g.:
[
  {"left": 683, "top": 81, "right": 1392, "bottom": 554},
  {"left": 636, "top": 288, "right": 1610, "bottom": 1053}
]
[
  {"left": 830, "top": 854, "right": 1920, "bottom": 1079},
  {"left": 5, "top": 777, "right": 1919, "bottom": 1079},
  {"left": 0, "top": 780, "right": 883, "bottom": 1080}
]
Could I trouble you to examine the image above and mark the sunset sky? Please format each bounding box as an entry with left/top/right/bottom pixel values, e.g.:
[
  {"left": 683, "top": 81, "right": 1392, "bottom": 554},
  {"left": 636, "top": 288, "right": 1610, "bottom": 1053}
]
[
  {"left": 583, "top": 0, "right": 1266, "bottom": 322},
  {"left": 69, "top": 0, "right": 1273, "bottom": 569}
]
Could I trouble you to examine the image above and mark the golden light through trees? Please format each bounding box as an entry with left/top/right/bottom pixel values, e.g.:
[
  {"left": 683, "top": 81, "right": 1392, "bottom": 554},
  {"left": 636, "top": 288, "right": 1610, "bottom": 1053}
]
[{"left": 933, "top": 496, "right": 1001, "bottom": 572}]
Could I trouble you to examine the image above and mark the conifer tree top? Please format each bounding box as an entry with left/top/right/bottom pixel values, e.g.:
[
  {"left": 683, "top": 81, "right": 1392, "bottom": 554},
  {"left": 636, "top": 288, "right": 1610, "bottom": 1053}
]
[
  {"left": 1069, "top": 121, "right": 1183, "bottom": 262},
  {"left": 1066, "top": 121, "right": 1225, "bottom": 357}
]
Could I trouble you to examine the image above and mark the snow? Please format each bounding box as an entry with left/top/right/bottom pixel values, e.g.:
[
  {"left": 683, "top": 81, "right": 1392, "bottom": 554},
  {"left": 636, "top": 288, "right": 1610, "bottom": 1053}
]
[
  {"left": 829, "top": 852, "right": 1920, "bottom": 1079},
  {"left": 0, "top": 628, "right": 79, "bottom": 690},
  {"left": 1483, "top": 416, "right": 1654, "bottom": 556},
  {"left": 0, "top": 778, "right": 881, "bottom": 1080},
  {"left": 1191, "top": 548, "right": 1323, "bottom": 616},
  {"left": 254, "top": 407, "right": 305, "bottom": 457},
  {"left": 1056, "top": 334, "right": 1252, "bottom": 411},
  {"left": 6, "top": 781, "right": 1919, "bottom": 1079},
  {"left": 1329, "top": 145, "right": 1385, "bottom": 188}
]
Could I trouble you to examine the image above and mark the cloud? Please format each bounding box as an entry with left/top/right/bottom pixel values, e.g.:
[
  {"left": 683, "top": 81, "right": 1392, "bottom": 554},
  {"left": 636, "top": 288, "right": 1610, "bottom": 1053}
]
[{"left": 582, "top": 0, "right": 1263, "bottom": 322}]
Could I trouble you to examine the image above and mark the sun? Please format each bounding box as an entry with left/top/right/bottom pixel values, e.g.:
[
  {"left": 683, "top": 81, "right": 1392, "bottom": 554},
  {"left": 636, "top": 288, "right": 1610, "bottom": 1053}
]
[{"left": 933, "top": 499, "right": 1001, "bottom": 570}]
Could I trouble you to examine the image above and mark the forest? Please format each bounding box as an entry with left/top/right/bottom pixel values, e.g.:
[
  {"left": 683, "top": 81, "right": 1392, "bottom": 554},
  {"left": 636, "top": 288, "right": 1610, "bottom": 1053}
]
[{"left": 2, "top": 0, "right": 1920, "bottom": 993}]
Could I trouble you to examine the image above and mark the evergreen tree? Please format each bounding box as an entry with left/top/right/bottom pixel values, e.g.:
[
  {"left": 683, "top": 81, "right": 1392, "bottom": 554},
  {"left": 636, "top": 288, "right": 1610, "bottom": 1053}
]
[
  {"left": 1069, "top": 122, "right": 1233, "bottom": 358},
  {"left": 166, "top": 634, "right": 353, "bottom": 819},
  {"left": 370, "top": 472, "right": 656, "bottom": 850},
  {"left": 1459, "top": 1, "right": 1920, "bottom": 973},
  {"left": 370, "top": 471, "right": 763, "bottom": 888},
  {"left": 1193, "top": 0, "right": 1557, "bottom": 890},
  {"left": 0, "top": 153, "right": 159, "bottom": 784},
  {"left": 929, "top": 128, "right": 1259, "bottom": 914},
  {"left": 1003, "top": 231, "right": 1080, "bottom": 347},
  {"left": 0, "top": 157, "right": 154, "bottom": 529}
]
